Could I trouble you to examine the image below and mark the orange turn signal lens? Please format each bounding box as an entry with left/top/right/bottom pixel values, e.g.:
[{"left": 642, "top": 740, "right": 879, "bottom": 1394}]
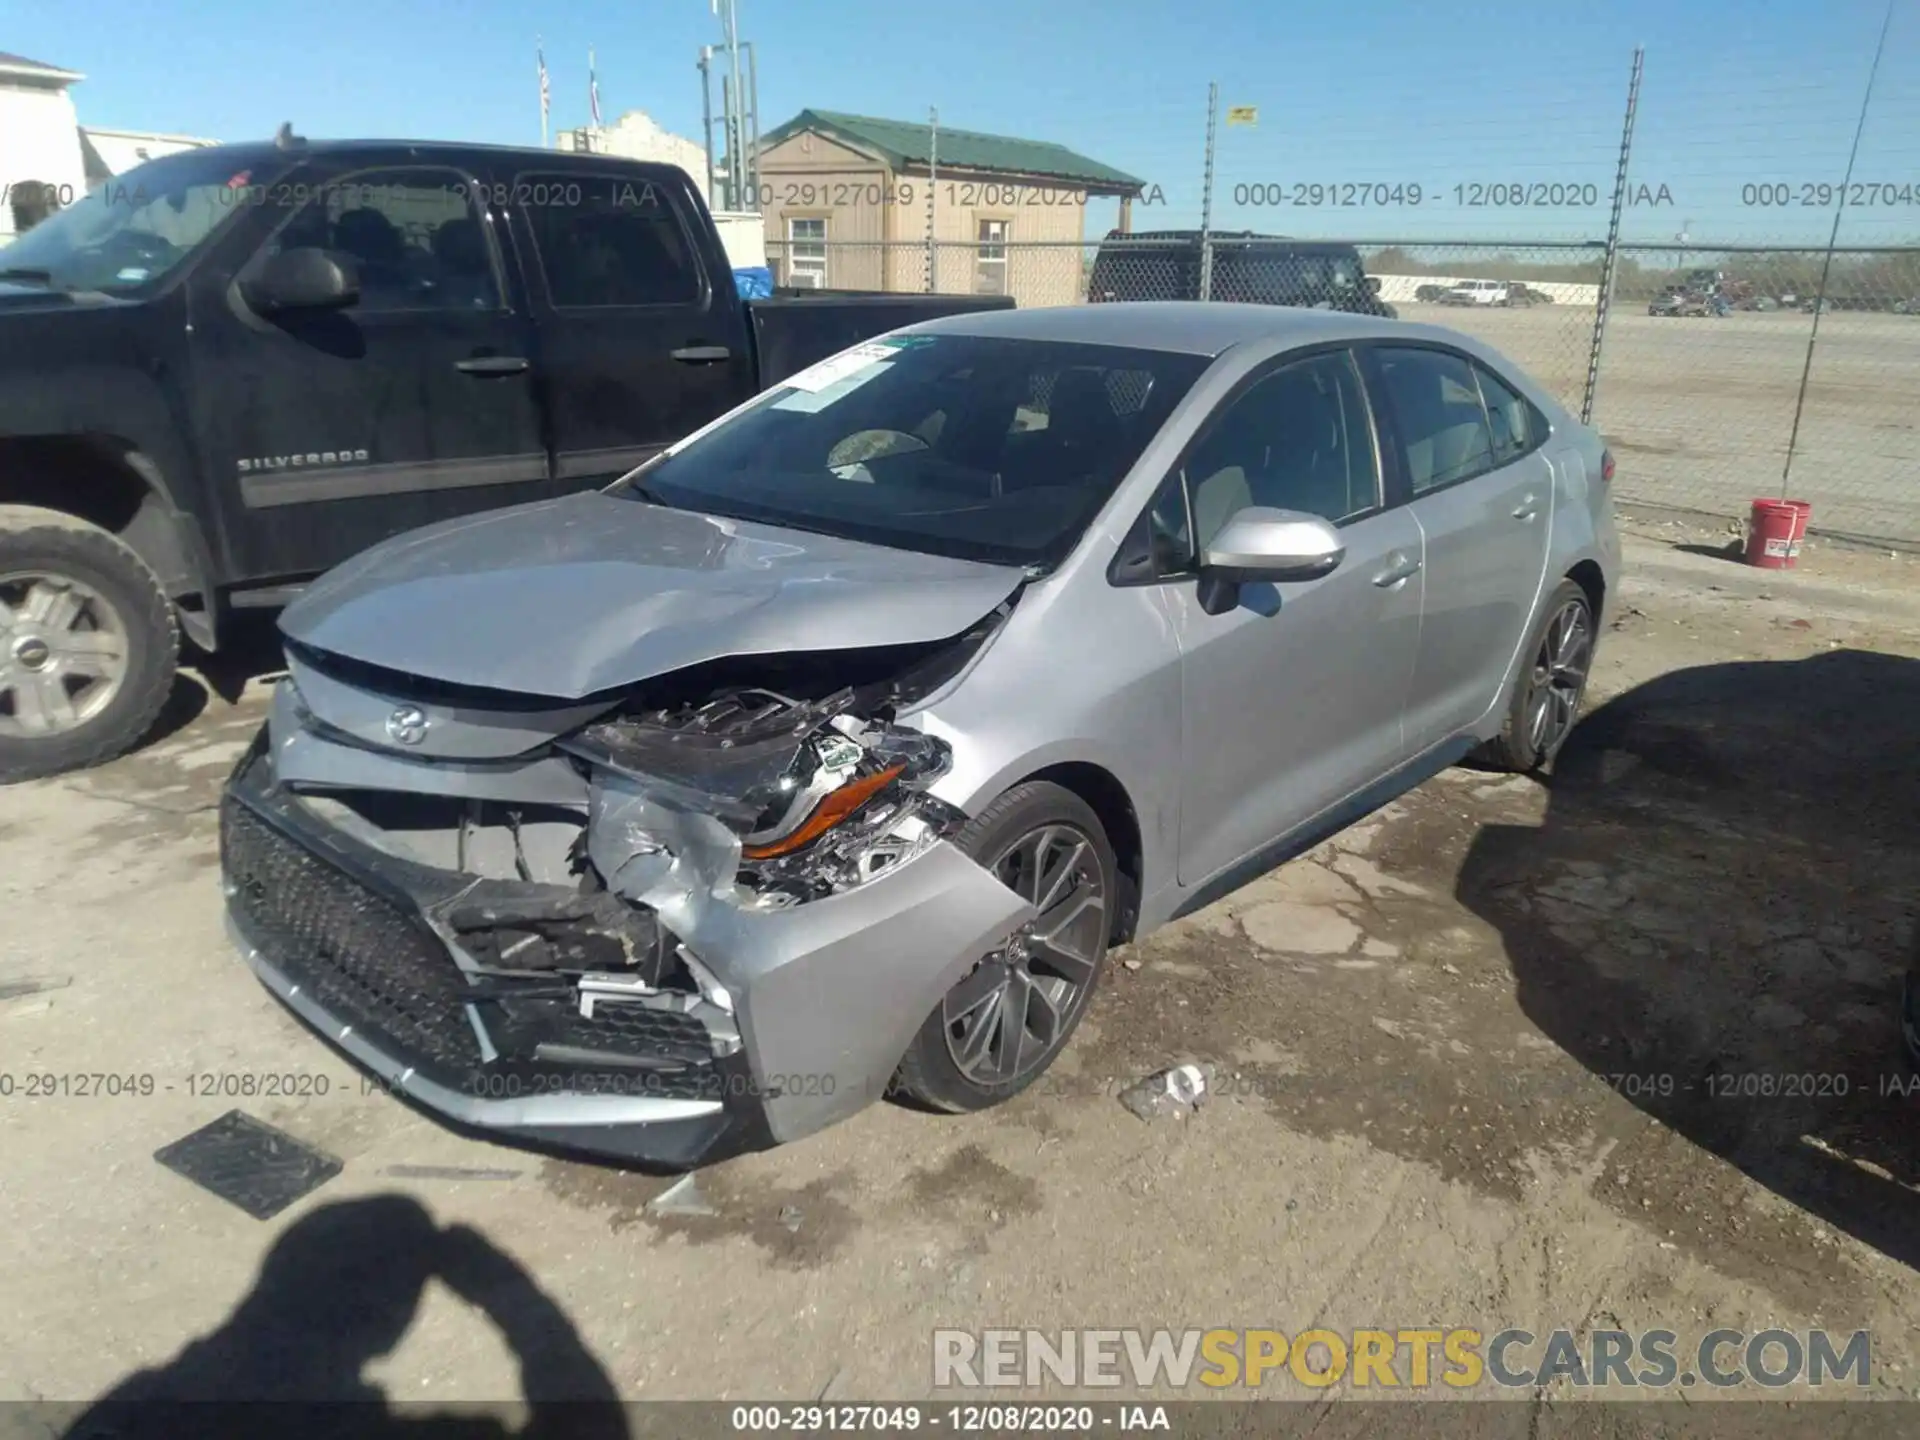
[{"left": 739, "top": 764, "right": 906, "bottom": 860}]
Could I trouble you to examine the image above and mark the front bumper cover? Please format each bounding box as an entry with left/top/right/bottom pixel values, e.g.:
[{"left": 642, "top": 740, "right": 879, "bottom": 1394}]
[{"left": 220, "top": 732, "right": 1031, "bottom": 1166}]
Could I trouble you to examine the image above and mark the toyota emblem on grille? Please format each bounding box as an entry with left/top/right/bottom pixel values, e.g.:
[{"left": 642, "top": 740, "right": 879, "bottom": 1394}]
[{"left": 385, "top": 705, "right": 430, "bottom": 746}]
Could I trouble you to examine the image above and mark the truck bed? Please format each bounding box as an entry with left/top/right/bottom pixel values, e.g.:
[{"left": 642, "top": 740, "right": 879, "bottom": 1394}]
[{"left": 746, "top": 292, "right": 1017, "bottom": 388}]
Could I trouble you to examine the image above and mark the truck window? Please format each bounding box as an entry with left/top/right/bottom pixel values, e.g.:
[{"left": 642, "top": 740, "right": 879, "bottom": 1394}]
[
  {"left": 264, "top": 168, "right": 500, "bottom": 313},
  {"left": 517, "top": 173, "right": 702, "bottom": 308},
  {"left": 0, "top": 148, "right": 280, "bottom": 294}
]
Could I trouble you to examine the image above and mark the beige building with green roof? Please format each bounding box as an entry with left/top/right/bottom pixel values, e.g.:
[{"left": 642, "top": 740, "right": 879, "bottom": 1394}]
[{"left": 754, "top": 109, "right": 1144, "bottom": 307}]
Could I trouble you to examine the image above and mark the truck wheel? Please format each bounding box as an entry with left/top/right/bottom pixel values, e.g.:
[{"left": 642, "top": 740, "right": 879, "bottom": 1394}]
[
  {"left": 0, "top": 507, "right": 178, "bottom": 783},
  {"left": 890, "top": 781, "right": 1117, "bottom": 1113}
]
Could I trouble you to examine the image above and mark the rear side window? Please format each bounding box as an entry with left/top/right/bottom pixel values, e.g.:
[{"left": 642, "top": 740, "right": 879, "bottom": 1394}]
[
  {"left": 1474, "top": 364, "right": 1537, "bottom": 465},
  {"left": 1372, "top": 347, "right": 1495, "bottom": 494},
  {"left": 518, "top": 173, "right": 703, "bottom": 308}
]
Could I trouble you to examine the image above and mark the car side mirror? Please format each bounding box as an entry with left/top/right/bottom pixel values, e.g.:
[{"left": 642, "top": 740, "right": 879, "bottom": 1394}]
[
  {"left": 1202, "top": 507, "right": 1345, "bottom": 585},
  {"left": 243, "top": 247, "right": 360, "bottom": 313}
]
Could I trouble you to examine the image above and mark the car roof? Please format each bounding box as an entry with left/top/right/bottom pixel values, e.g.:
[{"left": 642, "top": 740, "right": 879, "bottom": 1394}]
[
  {"left": 900, "top": 301, "right": 1446, "bottom": 357},
  {"left": 143, "top": 138, "right": 689, "bottom": 178},
  {"left": 1097, "top": 229, "right": 1362, "bottom": 254}
]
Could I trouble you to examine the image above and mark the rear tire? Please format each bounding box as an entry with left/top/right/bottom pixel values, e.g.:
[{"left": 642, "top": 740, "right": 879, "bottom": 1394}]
[
  {"left": 890, "top": 782, "right": 1118, "bottom": 1114},
  {"left": 0, "top": 507, "right": 178, "bottom": 783},
  {"left": 1480, "top": 579, "right": 1594, "bottom": 774}
]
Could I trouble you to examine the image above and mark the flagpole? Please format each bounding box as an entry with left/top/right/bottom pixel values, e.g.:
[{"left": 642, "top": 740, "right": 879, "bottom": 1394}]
[{"left": 538, "top": 36, "right": 549, "bottom": 148}]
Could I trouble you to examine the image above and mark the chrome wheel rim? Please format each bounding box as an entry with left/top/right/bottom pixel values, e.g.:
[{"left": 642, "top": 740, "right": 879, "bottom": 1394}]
[
  {"left": 0, "top": 570, "right": 130, "bottom": 739},
  {"left": 944, "top": 823, "right": 1108, "bottom": 1089},
  {"left": 1525, "top": 597, "right": 1592, "bottom": 758}
]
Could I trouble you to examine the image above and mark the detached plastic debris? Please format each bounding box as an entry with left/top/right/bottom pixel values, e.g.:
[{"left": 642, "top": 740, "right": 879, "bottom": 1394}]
[
  {"left": 1118, "top": 1062, "right": 1213, "bottom": 1122},
  {"left": 649, "top": 1174, "right": 718, "bottom": 1218}
]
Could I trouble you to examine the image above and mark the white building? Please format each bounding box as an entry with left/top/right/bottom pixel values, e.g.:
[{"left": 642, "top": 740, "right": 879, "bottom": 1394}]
[
  {"left": 556, "top": 109, "right": 713, "bottom": 202},
  {"left": 554, "top": 107, "right": 764, "bottom": 270},
  {"left": 82, "top": 127, "right": 217, "bottom": 179},
  {"left": 0, "top": 51, "right": 86, "bottom": 241}
]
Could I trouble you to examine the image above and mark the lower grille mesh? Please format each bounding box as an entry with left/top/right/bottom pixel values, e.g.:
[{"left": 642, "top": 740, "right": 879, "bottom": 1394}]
[{"left": 222, "top": 797, "right": 485, "bottom": 1080}]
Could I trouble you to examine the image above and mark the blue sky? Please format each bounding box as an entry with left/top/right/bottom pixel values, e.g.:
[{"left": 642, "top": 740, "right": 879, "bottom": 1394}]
[{"left": 4, "top": 0, "right": 1915, "bottom": 246}]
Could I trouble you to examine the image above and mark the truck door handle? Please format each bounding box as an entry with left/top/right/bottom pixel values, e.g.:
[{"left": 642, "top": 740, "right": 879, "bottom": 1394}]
[
  {"left": 1372, "top": 553, "right": 1422, "bottom": 587},
  {"left": 455, "top": 355, "right": 530, "bottom": 376},
  {"left": 671, "top": 345, "right": 733, "bottom": 364},
  {"left": 1512, "top": 494, "right": 1540, "bottom": 521}
]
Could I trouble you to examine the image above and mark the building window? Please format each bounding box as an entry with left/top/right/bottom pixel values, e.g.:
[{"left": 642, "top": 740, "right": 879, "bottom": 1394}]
[
  {"left": 976, "top": 219, "right": 1008, "bottom": 295},
  {"left": 786, "top": 217, "right": 827, "bottom": 288}
]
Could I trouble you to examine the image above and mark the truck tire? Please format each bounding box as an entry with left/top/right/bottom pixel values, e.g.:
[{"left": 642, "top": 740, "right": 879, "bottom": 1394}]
[
  {"left": 890, "top": 781, "right": 1118, "bottom": 1114},
  {"left": 0, "top": 506, "right": 179, "bottom": 783}
]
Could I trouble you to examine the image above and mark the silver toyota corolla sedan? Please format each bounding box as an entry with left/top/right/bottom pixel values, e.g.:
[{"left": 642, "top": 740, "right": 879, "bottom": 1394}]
[{"left": 220, "top": 302, "right": 1620, "bottom": 1166}]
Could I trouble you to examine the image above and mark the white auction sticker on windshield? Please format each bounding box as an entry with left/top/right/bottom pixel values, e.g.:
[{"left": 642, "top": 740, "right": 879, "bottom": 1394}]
[
  {"left": 772, "top": 364, "right": 895, "bottom": 413},
  {"left": 780, "top": 341, "right": 902, "bottom": 394}
]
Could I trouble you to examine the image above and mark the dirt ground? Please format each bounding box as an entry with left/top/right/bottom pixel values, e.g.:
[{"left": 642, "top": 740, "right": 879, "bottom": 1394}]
[
  {"left": 1397, "top": 302, "right": 1920, "bottom": 544},
  {"left": 2, "top": 513, "right": 1919, "bottom": 1419}
]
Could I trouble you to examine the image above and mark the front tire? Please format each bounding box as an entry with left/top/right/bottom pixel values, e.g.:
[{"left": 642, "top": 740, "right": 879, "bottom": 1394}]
[
  {"left": 1482, "top": 579, "right": 1595, "bottom": 773},
  {"left": 890, "top": 782, "right": 1117, "bottom": 1113},
  {"left": 0, "top": 507, "right": 178, "bottom": 783}
]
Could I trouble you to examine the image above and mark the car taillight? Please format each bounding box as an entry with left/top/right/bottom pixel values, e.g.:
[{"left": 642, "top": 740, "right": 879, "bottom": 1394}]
[{"left": 1600, "top": 449, "right": 1615, "bottom": 484}]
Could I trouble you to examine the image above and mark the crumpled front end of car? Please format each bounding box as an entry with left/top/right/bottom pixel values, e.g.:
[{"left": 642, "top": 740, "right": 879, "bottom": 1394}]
[{"left": 219, "top": 612, "right": 1031, "bottom": 1167}]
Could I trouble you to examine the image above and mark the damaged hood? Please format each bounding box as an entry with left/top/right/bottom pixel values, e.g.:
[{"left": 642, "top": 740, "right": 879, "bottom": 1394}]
[{"left": 279, "top": 492, "right": 1026, "bottom": 699}]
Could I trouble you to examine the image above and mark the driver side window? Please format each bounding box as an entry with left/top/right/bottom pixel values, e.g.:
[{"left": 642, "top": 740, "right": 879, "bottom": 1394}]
[
  {"left": 1186, "top": 348, "right": 1381, "bottom": 549},
  {"left": 264, "top": 169, "right": 500, "bottom": 314}
]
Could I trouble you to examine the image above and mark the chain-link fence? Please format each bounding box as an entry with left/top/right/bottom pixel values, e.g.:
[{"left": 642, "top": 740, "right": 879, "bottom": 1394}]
[
  {"left": 764, "top": 234, "right": 1920, "bottom": 545},
  {"left": 1595, "top": 246, "right": 1920, "bottom": 544}
]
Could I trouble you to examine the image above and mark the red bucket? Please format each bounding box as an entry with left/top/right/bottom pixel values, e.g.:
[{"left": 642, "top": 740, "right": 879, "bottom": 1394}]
[{"left": 1744, "top": 498, "right": 1811, "bottom": 569}]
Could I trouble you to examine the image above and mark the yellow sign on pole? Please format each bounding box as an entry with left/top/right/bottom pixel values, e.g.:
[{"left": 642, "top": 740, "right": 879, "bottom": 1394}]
[{"left": 1225, "top": 106, "right": 1259, "bottom": 127}]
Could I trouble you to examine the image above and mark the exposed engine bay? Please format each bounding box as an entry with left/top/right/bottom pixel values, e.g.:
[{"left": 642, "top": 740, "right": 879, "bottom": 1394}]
[{"left": 225, "top": 600, "right": 1028, "bottom": 1159}]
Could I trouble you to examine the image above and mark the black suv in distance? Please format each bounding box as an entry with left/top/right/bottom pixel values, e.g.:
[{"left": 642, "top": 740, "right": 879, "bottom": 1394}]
[{"left": 1086, "top": 230, "right": 1397, "bottom": 317}]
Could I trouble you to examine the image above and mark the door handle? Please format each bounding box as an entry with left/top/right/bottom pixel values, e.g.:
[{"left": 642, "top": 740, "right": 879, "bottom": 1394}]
[
  {"left": 671, "top": 345, "right": 733, "bottom": 364},
  {"left": 455, "top": 355, "right": 530, "bottom": 376},
  {"left": 1512, "top": 494, "right": 1540, "bottom": 521},
  {"left": 1372, "top": 553, "right": 1422, "bottom": 587}
]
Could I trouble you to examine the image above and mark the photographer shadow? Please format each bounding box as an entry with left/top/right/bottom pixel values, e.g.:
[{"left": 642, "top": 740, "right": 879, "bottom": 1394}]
[
  {"left": 1458, "top": 648, "right": 1920, "bottom": 1277},
  {"left": 62, "top": 1193, "right": 629, "bottom": 1440}
]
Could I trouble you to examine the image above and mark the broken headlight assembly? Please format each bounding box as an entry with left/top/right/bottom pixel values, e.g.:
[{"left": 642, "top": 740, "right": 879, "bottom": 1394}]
[{"left": 560, "top": 686, "right": 966, "bottom": 909}]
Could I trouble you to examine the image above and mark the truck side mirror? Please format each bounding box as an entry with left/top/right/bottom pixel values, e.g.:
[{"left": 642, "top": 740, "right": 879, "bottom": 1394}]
[{"left": 243, "top": 247, "right": 360, "bottom": 314}]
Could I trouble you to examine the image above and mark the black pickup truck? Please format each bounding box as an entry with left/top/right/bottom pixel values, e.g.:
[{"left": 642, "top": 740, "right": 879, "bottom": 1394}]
[{"left": 0, "top": 134, "right": 1011, "bottom": 780}]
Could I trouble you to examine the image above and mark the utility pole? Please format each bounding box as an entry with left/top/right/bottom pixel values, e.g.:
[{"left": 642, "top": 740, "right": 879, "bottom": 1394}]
[
  {"left": 1197, "top": 82, "right": 1218, "bottom": 302},
  {"left": 720, "top": 0, "right": 747, "bottom": 210},
  {"left": 927, "top": 107, "right": 939, "bottom": 293},
  {"left": 1783, "top": 0, "right": 1895, "bottom": 489},
  {"left": 698, "top": 47, "right": 717, "bottom": 205},
  {"left": 1581, "top": 46, "right": 1643, "bottom": 426}
]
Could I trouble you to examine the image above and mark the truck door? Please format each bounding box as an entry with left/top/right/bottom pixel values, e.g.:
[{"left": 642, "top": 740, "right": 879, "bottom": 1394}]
[
  {"left": 187, "top": 160, "right": 550, "bottom": 583},
  {"left": 496, "top": 165, "right": 754, "bottom": 485}
]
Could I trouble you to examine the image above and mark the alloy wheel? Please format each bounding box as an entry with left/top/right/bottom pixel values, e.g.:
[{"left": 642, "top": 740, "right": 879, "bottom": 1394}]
[
  {"left": 1525, "top": 597, "right": 1592, "bottom": 758},
  {"left": 0, "top": 570, "right": 131, "bottom": 739},
  {"left": 944, "top": 823, "right": 1108, "bottom": 1088}
]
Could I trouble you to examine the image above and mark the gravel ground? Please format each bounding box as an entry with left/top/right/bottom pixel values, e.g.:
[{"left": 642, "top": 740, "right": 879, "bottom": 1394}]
[{"left": 1, "top": 516, "right": 1918, "bottom": 1422}]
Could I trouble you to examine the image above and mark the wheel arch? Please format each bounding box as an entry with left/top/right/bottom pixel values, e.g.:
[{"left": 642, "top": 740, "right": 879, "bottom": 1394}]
[
  {"left": 0, "top": 434, "right": 218, "bottom": 650},
  {"left": 1013, "top": 760, "right": 1144, "bottom": 946},
  {"left": 1566, "top": 557, "right": 1607, "bottom": 631}
]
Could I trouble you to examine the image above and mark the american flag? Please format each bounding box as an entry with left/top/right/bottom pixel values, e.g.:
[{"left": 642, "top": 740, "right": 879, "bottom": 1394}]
[
  {"left": 537, "top": 41, "right": 550, "bottom": 124},
  {"left": 589, "top": 48, "right": 601, "bottom": 128}
]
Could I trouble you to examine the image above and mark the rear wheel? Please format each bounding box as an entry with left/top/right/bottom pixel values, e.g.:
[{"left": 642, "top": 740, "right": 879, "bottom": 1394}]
[
  {"left": 0, "top": 508, "right": 178, "bottom": 783},
  {"left": 890, "top": 782, "right": 1117, "bottom": 1113},
  {"left": 1482, "top": 579, "right": 1594, "bottom": 773}
]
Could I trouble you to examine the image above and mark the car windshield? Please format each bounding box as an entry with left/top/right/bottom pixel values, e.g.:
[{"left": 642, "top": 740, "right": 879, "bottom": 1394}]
[
  {"left": 619, "top": 334, "right": 1211, "bottom": 568},
  {"left": 0, "top": 149, "right": 276, "bottom": 294}
]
